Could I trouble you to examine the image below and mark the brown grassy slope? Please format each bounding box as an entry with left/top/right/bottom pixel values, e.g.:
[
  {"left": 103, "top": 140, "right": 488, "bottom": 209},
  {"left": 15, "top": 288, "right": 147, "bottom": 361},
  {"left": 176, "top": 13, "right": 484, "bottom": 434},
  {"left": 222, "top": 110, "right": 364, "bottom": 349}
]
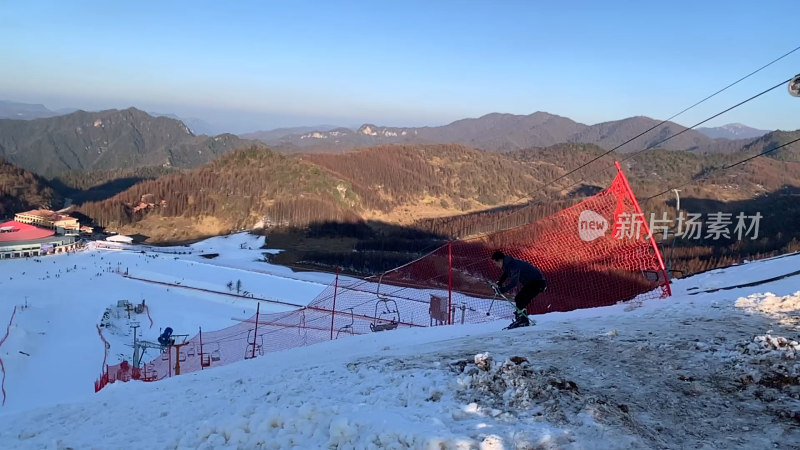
[
  {"left": 78, "top": 143, "right": 581, "bottom": 238},
  {"left": 304, "top": 143, "right": 546, "bottom": 202},
  {"left": 76, "top": 146, "right": 362, "bottom": 238},
  {"left": 74, "top": 140, "right": 800, "bottom": 251}
]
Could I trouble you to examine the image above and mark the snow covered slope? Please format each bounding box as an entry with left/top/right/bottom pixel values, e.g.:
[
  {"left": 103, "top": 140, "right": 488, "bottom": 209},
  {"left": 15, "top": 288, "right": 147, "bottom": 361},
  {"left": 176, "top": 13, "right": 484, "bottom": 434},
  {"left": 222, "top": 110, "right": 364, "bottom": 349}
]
[
  {"left": 0, "top": 234, "right": 331, "bottom": 413},
  {"left": 1, "top": 236, "right": 799, "bottom": 449}
]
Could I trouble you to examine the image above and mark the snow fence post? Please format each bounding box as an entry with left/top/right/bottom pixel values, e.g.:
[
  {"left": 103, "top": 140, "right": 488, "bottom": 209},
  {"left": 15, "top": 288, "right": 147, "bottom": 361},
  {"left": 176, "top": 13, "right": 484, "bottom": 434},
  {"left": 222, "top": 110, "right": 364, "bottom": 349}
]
[
  {"left": 251, "top": 302, "right": 260, "bottom": 360},
  {"left": 199, "top": 327, "right": 204, "bottom": 370},
  {"left": 447, "top": 241, "right": 453, "bottom": 325},
  {"left": 330, "top": 267, "right": 339, "bottom": 340}
]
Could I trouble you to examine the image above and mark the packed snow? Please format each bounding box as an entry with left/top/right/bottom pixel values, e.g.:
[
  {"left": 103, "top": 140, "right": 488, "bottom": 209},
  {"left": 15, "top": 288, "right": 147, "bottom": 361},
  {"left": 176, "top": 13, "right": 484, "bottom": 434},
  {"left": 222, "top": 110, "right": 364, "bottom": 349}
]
[{"left": 1, "top": 234, "right": 799, "bottom": 449}]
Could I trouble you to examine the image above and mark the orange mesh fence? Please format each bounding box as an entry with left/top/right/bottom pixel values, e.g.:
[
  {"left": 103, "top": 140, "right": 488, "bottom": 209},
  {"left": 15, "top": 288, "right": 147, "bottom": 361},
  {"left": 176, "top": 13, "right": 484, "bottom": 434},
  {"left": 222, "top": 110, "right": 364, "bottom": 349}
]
[
  {"left": 376, "top": 162, "right": 671, "bottom": 315},
  {"left": 96, "top": 164, "right": 669, "bottom": 391}
]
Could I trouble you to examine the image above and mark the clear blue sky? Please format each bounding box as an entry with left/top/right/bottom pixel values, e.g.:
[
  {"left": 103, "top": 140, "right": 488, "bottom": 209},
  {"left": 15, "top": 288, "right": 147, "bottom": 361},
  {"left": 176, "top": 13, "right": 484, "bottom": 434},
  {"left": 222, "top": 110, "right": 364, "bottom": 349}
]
[{"left": 1, "top": 0, "right": 798, "bottom": 133}]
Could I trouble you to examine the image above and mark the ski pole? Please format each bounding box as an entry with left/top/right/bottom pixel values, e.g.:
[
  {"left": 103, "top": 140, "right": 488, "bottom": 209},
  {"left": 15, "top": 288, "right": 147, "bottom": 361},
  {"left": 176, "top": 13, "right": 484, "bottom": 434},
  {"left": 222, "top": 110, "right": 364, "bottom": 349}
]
[
  {"left": 486, "top": 280, "right": 529, "bottom": 319},
  {"left": 485, "top": 281, "right": 500, "bottom": 316}
]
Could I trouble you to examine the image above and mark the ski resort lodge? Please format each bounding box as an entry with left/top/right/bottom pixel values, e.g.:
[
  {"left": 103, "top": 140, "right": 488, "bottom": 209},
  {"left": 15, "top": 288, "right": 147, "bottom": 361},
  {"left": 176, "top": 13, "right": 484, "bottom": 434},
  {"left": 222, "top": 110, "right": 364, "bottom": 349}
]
[
  {"left": 14, "top": 209, "right": 81, "bottom": 234},
  {"left": 0, "top": 209, "right": 87, "bottom": 259}
]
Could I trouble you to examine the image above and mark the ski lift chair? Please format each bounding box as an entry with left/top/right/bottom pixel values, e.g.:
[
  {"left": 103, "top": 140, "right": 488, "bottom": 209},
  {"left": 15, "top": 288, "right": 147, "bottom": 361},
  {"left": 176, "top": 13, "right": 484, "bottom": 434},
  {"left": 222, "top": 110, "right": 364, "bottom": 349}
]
[
  {"left": 244, "top": 330, "right": 264, "bottom": 359},
  {"left": 200, "top": 342, "right": 221, "bottom": 367},
  {"left": 370, "top": 295, "right": 400, "bottom": 332},
  {"left": 335, "top": 308, "right": 355, "bottom": 339},
  {"left": 141, "top": 364, "right": 158, "bottom": 381}
]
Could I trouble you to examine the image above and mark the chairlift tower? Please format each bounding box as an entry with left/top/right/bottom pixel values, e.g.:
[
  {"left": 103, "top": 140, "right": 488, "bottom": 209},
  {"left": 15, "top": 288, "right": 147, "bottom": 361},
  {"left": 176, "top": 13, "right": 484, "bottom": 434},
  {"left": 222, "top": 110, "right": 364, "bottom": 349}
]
[
  {"left": 130, "top": 332, "right": 189, "bottom": 372},
  {"left": 130, "top": 321, "right": 140, "bottom": 366},
  {"left": 170, "top": 335, "right": 190, "bottom": 376},
  {"left": 131, "top": 339, "right": 166, "bottom": 368}
]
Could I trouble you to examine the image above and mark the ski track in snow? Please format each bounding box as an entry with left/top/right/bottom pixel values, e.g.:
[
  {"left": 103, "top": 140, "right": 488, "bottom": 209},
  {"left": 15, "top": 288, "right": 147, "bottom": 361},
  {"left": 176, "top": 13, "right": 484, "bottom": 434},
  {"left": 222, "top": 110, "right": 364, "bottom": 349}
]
[{"left": 0, "top": 236, "right": 799, "bottom": 449}]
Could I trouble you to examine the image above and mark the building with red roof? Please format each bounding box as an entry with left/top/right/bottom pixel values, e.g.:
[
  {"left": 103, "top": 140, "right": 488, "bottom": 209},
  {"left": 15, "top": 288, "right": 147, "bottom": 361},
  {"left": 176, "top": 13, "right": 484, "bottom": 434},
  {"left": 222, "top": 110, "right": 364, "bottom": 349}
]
[
  {"left": 0, "top": 220, "right": 56, "bottom": 242},
  {"left": 0, "top": 220, "right": 80, "bottom": 259}
]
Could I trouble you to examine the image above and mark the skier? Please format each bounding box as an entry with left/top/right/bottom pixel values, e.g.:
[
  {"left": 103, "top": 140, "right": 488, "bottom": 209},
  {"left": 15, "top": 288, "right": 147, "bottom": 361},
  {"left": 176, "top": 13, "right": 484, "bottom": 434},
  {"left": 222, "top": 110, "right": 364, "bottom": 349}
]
[{"left": 491, "top": 250, "right": 547, "bottom": 328}]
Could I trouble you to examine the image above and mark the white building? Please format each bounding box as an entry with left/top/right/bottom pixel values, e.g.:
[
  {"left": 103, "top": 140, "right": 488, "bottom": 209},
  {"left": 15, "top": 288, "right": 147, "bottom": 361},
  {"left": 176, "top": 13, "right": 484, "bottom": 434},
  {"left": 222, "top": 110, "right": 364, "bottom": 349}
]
[{"left": 105, "top": 235, "right": 134, "bottom": 244}]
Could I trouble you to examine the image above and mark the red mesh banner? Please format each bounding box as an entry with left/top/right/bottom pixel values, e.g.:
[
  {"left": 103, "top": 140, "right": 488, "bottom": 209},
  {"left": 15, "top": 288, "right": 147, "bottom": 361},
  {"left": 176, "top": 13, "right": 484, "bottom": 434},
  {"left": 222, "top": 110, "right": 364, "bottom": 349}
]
[
  {"left": 96, "top": 165, "right": 669, "bottom": 391},
  {"left": 376, "top": 164, "right": 671, "bottom": 316}
]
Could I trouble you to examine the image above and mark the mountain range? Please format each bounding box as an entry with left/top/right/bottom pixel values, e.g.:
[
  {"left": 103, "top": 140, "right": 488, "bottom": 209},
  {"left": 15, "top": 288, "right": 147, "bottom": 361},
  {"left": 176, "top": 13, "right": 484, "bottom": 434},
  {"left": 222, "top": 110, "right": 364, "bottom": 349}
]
[
  {"left": 245, "top": 112, "right": 766, "bottom": 154},
  {"left": 0, "top": 107, "right": 256, "bottom": 178},
  {"left": 0, "top": 100, "right": 77, "bottom": 120},
  {"left": 0, "top": 106, "right": 790, "bottom": 184},
  {"left": 0, "top": 101, "right": 225, "bottom": 135},
  {"left": 147, "top": 111, "right": 220, "bottom": 136},
  {"left": 696, "top": 123, "right": 772, "bottom": 140},
  {"left": 2, "top": 99, "right": 774, "bottom": 151}
]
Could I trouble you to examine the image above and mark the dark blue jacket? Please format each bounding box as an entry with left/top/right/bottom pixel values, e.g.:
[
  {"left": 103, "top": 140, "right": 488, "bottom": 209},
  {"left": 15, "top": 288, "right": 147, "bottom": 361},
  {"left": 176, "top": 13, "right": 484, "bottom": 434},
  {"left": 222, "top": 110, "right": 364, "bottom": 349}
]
[{"left": 498, "top": 256, "right": 544, "bottom": 293}]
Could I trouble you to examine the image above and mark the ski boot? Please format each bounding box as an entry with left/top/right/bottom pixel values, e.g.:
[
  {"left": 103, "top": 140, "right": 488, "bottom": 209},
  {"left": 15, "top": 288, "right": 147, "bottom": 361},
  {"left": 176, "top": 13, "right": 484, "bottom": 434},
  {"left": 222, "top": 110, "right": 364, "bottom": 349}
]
[{"left": 505, "top": 312, "right": 531, "bottom": 330}]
